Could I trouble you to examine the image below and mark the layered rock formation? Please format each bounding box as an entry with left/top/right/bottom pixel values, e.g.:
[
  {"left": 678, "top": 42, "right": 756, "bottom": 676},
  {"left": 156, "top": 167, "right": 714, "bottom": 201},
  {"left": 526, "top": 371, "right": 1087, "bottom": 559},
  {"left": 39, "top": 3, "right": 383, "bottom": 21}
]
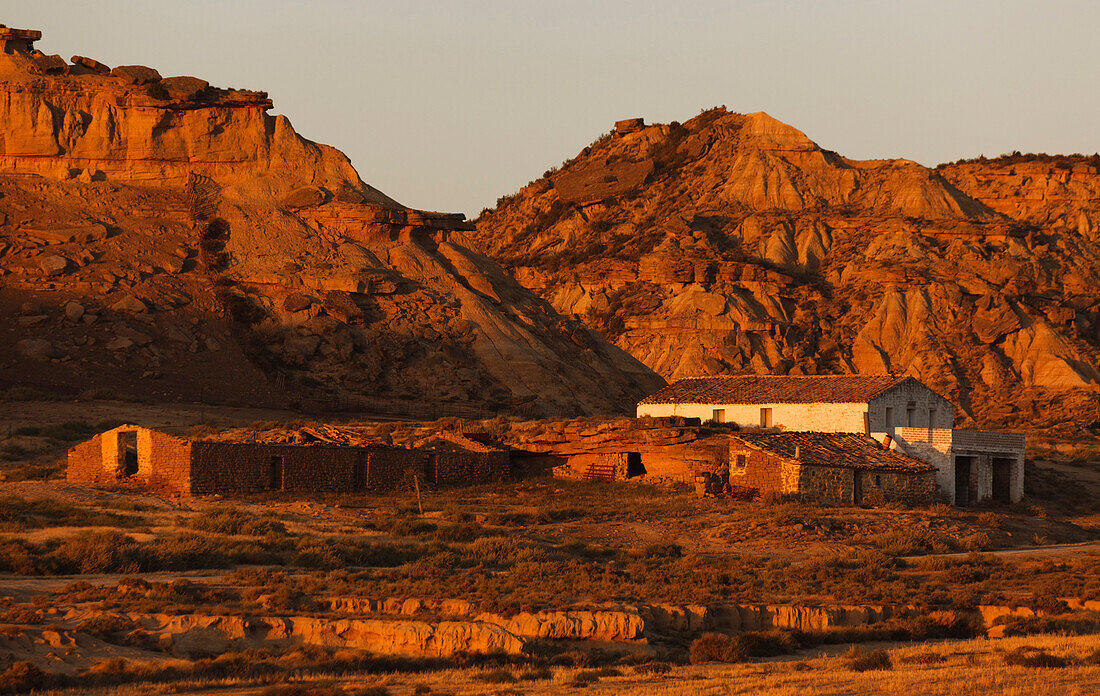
[
  {"left": 473, "top": 109, "right": 1100, "bottom": 429},
  {"left": 0, "top": 27, "right": 662, "bottom": 414}
]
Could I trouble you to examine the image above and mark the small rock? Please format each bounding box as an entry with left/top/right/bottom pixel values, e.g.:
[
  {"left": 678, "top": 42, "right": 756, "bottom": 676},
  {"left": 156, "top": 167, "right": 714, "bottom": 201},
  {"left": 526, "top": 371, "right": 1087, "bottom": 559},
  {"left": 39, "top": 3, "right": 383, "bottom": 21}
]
[
  {"left": 106, "top": 337, "right": 134, "bottom": 351},
  {"left": 283, "top": 292, "right": 313, "bottom": 313},
  {"left": 111, "top": 64, "right": 161, "bottom": 85},
  {"left": 20, "top": 302, "right": 42, "bottom": 315},
  {"left": 38, "top": 255, "right": 69, "bottom": 276},
  {"left": 71, "top": 55, "right": 111, "bottom": 74},
  {"left": 17, "top": 339, "right": 58, "bottom": 360},
  {"left": 64, "top": 302, "right": 85, "bottom": 322},
  {"left": 281, "top": 186, "right": 327, "bottom": 210},
  {"left": 160, "top": 76, "right": 209, "bottom": 101},
  {"left": 110, "top": 295, "right": 149, "bottom": 313},
  {"left": 17, "top": 315, "right": 49, "bottom": 327}
]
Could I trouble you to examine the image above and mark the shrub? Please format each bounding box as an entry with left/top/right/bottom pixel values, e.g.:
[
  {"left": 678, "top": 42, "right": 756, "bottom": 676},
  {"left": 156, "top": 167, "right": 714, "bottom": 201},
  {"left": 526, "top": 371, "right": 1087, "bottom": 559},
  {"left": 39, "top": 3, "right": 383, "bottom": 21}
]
[
  {"left": 1003, "top": 647, "right": 1069, "bottom": 668},
  {"left": 184, "top": 508, "right": 286, "bottom": 536},
  {"left": 977, "top": 512, "right": 1002, "bottom": 529},
  {"left": 567, "top": 670, "right": 601, "bottom": 687},
  {"left": 474, "top": 668, "right": 516, "bottom": 684},
  {"left": 632, "top": 661, "right": 672, "bottom": 674},
  {"left": 689, "top": 630, "right": 801, "bottom": 664},
  {"left": 899, "top": 650, "right": 947, "bottom": 664},
  {"left": 517, "top": 667, "right": 552, "bottom": 681},
  {"left": 76, "top": 613, "right": 140, "bottom": 639},
  {"left": 846, "top": 646, "right": 892, "bottom": 671},
  {"left": 0, "top": 662, "right": 47, "bottom": 692}
]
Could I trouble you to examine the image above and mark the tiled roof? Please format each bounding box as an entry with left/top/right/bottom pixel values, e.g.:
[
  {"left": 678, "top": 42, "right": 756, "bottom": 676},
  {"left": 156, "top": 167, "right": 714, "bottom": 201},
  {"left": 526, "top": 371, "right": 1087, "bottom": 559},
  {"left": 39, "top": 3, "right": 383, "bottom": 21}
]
[
  {"left": 733, "top": 432, "right": 936, "bottom": 473},
  {"left": 637, "top": 374, "right": 912, "bottom": 405}
]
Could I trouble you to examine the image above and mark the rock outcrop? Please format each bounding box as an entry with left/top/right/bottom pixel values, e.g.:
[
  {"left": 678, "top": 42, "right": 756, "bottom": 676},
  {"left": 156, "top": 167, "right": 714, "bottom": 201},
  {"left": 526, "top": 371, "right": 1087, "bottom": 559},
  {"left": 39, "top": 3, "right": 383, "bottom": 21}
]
[
  {"left": 0, "top": 26, "right": 663, "bottom": 415},
  {"left": 474, "top": 109, "right": 1100, "bottom": 429}
]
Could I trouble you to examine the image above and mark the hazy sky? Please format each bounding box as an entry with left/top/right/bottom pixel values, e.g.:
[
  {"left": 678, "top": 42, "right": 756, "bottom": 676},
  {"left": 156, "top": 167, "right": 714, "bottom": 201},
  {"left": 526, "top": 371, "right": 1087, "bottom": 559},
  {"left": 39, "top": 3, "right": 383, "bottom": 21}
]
[{"left": 3, "top": 1, "right": 1098, "bottom": 215}]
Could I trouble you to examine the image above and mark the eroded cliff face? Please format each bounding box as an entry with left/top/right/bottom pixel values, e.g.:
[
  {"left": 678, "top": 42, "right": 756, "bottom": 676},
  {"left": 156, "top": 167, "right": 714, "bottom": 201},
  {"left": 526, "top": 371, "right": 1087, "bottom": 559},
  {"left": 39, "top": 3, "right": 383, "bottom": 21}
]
[
  {"left": 0, "top": 29, "right": 662, "bottom": 414},
  {"left": 473, "top": 108, "right": 1100, "bottom": 429}
]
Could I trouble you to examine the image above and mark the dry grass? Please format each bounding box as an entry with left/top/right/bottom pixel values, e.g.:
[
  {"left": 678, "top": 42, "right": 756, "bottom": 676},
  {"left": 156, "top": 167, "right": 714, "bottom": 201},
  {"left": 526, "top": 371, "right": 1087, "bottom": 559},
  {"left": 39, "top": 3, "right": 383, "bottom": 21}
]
[{"left": 24, "top": 634, "right": 1099, "bottom": 695}]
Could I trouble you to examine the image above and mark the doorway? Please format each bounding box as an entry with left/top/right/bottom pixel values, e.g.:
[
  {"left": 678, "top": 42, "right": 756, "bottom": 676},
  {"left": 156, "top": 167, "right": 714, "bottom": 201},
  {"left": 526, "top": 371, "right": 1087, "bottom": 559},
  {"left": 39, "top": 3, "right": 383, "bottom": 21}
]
[
  {"left": 954, "top": 456, "right": 975, "bottom": 506},
  {"left": 992, "top": 458, "right": 1013, "bottom": 503},
  {"left": 269, "top": 455, "right": 284, "bottom": 490},
  {"left": 853, "top": 471, "right": 863, "bottom": 506},
  {"left": 626, "top": 452, "right": 645, "bottom": 479},
  {"left": 119, "top": 431, "right": 138, "bottom": 477}
]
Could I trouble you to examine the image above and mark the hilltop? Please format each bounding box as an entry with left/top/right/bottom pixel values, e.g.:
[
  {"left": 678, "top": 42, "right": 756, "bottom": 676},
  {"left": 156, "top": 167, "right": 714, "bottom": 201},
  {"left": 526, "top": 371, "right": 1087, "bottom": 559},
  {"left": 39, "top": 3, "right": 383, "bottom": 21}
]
[
  {"left": 473, "top": 109, "right": 1100, "bottom": 429},
  {"left": 0, "top": 27, "right": 662, "bottom": 416}
]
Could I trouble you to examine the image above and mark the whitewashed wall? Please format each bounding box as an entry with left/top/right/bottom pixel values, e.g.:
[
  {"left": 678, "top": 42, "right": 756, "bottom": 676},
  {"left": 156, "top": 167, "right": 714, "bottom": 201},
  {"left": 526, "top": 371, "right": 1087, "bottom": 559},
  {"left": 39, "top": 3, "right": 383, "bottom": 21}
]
[{"left": 636, "top": 401, "right": 870, "bottom": 432}]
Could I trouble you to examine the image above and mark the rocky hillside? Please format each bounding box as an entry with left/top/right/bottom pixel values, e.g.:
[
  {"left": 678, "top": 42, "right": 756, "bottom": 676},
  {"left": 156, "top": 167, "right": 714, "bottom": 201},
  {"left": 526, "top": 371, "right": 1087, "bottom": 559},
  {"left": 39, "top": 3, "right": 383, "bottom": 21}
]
[
  {"left": 473, "top": 109, "right": 1100, "bottom": 430},
  {"left": 0, "top": 27, "right": 662, "bottom": 416}
]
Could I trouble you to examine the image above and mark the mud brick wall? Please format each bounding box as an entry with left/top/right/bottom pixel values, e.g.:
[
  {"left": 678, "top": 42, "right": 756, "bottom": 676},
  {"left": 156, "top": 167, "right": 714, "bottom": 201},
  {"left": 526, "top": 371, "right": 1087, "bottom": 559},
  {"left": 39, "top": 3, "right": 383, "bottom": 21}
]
[
  {"left": 67, "top": 434, "right": 109, "bottom": 486},
  {"left": 855, "top": 469, "right": 937, "bottom": 505},
  {"left": 429, "top": 450, "right": 509, "bottom": 487},
  {"left": 795, "top": 465, "right": 854, "bottom": 505}
]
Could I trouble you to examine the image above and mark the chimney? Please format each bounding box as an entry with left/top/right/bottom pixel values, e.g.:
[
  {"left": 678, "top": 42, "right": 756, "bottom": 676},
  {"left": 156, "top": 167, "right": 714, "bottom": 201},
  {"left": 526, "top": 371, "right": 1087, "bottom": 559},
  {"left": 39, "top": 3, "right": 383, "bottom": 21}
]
[
  {"left": 882, "top": 434, "right": 893, "bottom": 451},
  {"left": 794, "top": 445, "right": 800, "bottom": 460}
]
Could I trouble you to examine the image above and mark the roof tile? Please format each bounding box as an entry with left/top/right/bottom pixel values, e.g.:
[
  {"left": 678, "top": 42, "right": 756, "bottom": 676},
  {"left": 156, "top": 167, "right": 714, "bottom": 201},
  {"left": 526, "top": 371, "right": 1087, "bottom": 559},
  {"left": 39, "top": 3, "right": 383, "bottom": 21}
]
[
  {"left": 733, "top": 431, "right": 936, "bottom": 472},
  {"left": 638, "top": 374, "right": 912, "bottom": 405}
]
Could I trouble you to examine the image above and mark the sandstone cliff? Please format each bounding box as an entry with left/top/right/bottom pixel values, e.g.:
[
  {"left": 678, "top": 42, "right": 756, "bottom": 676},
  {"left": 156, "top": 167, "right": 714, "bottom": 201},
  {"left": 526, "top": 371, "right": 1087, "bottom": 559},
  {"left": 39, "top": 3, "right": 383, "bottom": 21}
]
[
  {"left": 0, "top": 27, "right": 663, "bottom": 415},
  {"left": 473, "top": 109, "right": 1100, "bottom": 429}
]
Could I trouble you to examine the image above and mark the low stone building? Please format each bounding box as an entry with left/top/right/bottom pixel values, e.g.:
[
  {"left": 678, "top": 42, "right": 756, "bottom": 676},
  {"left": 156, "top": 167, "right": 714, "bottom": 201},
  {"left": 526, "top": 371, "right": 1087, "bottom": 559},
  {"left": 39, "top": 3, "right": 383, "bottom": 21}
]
[
  {"left": 67, "top": 425, "right": 508, "bottom": 496},
  {"left": 725, "top": 432, "right": 938, "bottom": 505},
  {"left": 636, "top": 374, "right": 1026, "bottom": 505}
]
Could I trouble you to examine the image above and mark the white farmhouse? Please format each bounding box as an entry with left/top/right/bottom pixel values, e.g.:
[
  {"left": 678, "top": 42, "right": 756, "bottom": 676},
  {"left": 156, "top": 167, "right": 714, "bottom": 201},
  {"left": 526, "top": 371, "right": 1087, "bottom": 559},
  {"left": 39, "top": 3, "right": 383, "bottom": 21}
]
[{"left": 636, "top": 374, "right": 1025, "bottom": 505}]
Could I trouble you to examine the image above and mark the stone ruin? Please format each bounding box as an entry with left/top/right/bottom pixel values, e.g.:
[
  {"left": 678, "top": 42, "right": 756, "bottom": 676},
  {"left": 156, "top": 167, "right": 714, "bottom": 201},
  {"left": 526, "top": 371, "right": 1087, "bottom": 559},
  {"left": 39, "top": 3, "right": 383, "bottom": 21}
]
[{"left": 67, "top": 425, "right": 510, "bottom": 497}]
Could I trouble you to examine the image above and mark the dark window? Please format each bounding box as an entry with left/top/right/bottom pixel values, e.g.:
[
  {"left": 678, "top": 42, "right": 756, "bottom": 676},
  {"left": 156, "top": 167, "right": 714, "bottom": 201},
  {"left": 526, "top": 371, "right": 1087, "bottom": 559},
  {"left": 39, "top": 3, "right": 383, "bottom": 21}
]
[
  {"left": 760, "top": 408, "right": 773, "bottom": 428},
  {"left": 885, "top": 407, "right": 894, "bottom": 428},
  {"left": 906, "top": 407, "right": 916, "bottom": 427},
  {"left": 734, "top": 454, "right": 747, "bottom": 470},
  {"left": 929, "top": 408, "right": 937, "bottom": 427},
  {"left": 712, "top": 409, "right": 725, "bottom": 423}
]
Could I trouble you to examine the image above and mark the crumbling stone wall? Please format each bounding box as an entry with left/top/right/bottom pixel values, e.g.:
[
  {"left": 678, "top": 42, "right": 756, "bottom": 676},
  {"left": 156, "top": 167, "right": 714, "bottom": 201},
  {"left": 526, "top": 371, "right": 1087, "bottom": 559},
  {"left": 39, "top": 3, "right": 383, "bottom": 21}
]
[
  {"left": 66, "top": 427, "right": 192, "bottom": 494},
  {"left": 429, "top": 450, "right": 509, "bottom": 487},
  {"left": 728, "top": 446, "right": 790, "bottom": 494},
  {"left": 189, "top": 443, "right": 427, "bottom": 495},
  {"left": 67, "top": 433, "right": 110, "bottom": 486},
  {"left": 142, "top": 430, "right": 193, "bottom": 496}
]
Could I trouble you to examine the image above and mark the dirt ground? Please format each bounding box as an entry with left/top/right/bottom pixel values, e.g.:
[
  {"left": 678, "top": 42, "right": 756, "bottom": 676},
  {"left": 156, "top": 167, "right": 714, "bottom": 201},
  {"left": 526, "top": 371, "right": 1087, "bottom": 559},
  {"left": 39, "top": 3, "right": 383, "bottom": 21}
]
[{"left": 2, "top": 400, "right": 1100, "bottom": 695}]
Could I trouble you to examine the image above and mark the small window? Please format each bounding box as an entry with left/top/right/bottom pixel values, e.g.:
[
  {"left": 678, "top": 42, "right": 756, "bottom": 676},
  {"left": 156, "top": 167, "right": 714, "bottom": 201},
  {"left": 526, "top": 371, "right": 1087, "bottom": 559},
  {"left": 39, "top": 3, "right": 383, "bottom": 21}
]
[
  {"left": 906, "top": 407, "right": 916, "bottom": 427},
  {"left": 875, "top": 475, "right": 881, "bottom": 486},
  {"left": 734, "top": 454, "right": 747, "bottom": 470},
  {"left": 760, "top": 407, "right": 773, "bottom": 428},
  {"left": 929, "top": 408, "right": 937, "bottom": 427},
  {"left": 712, "top": 409, "right": 725, "bottom": 423},
  {"left": 885, "top": 407, "right": 894, "bottom": 428}
]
